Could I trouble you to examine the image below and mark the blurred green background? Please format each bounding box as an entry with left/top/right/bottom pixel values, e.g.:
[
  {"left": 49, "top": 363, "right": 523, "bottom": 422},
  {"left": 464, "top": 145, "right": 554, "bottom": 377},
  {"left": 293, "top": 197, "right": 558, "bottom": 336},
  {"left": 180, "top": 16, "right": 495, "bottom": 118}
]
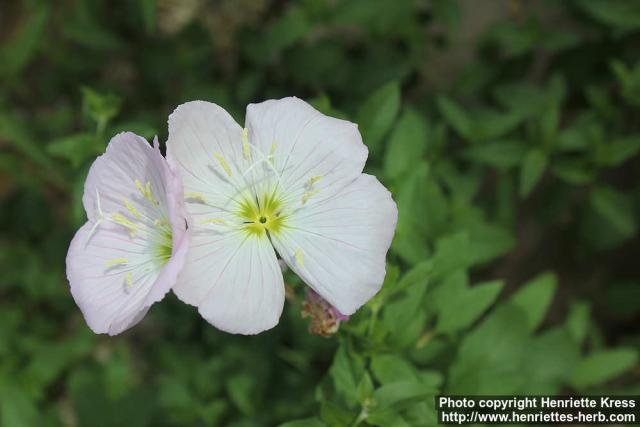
[{"left": 1, "top": 0, "right": 640, "bottom": 426}]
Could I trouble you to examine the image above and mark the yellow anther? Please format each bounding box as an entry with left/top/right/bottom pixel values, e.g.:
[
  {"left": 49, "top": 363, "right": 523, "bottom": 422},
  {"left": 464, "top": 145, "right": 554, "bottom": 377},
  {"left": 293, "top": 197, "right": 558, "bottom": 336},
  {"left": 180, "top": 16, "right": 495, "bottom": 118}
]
[
  {"left": 301, "top": 189, "right": 319, "bottom": 205},
  {"left": 307, "top": 175, "right": 322, "bottom": 187},
  {"left": 111, "top": 213, "right": 138, "bottom": 236},
  {"left": 125, "top": 272, "right": 133, "bottom": 289},
  {"left": 213, "top": 152, "right": 232, "bottom": 177},
  {"left": 123, "top": 198, "right": 141, "bottom": 219},
  {"left": 241, "top": 129, "right": 251, "bottom": 160},
  {"left": 135, "top": 179, "right": 157, "bottom": 205},
  {"left": 294, "top": 248, "right": 304, "bottom": 268},
  {"left": 269, "top": 142, "right": 277, "bottom": 157},
  {"left": 200, "top": 218, "right": 226, "bottom": 225},
  {"left": 185, "top": 192, "right": 207, "bottom": 203},
  {"left": 105, "top": 258, "right": 128, "bottom": 267}
]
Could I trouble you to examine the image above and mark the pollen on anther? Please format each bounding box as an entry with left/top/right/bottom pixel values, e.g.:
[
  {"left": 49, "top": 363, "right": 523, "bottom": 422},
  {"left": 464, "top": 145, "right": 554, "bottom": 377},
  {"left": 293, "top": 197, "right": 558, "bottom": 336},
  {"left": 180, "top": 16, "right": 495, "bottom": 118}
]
[
  {"left": 125, "top": 272, "right": 134, "bottom": 289},
  {"left": 307, "top": 175, "right": 322, "bottom": 187},
  {"left": 241, "top": 128, "right": 252, "bottom": 161},
  {"left": 105, "top": 257, "right": 128, "bottom": 267},
  {"left": 185, "top": 192, "right": 207, "bottom": 203},
  {"left": 200, "top": 218, "right": 226, "bottom": 225},
  {"left": 135, "top": 179, "right": 157, "bottom": 205},
  {"left": 295, "top": 248, "right": 305, "bottom": 268},
  {"left": 111, "top": 213, "right": 138, "bottom": 236},
  {"left": 301, "top": 189, "right": 319, "bottom": 205},
  {"left": 123, "top": 198, "right": 141, "bottom": 219},
  {"left": 213, "top": 152, "right": 233, "bottom": 177}
]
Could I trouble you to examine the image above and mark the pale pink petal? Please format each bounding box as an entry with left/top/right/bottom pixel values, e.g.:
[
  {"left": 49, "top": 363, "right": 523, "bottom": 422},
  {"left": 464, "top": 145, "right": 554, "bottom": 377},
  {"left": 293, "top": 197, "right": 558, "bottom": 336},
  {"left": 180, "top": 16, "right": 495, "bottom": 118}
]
[
  {"left": 67, "top": 132, "right": 187, "bottom": 335},
  {"left": 167, "top": 101, "right": 256, "bottom": 216},
  {"left": 244, "top": 97, "right": 368, "bottom": 210},
  {"left": 172, "top": 228, "right": 285, "bottom": 335},
  {"left": 271, "top": 174, "right": 397, "bottom": 315}
]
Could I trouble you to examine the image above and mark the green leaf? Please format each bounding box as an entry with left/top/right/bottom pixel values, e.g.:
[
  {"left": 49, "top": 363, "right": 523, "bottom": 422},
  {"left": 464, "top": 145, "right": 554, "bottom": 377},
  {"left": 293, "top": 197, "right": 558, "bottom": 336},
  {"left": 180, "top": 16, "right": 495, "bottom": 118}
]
[
  {"left": 466, "top": 222, "right": 515, "bottom": 265},
  {"left": 357, "top": 81, "right": 401, "bottom": 152},
  {"left": 523, "top": 328, "right": 581, "bottom": 394},
  {"left": 381, "top": 266, "right": 431, "bottom": 348},
  {"left": 432, "top": 232, "right": 473, "bottom": 278},
  {"left": 448, "top": 305, "right": 529, "bottom": 394},
  {"left": 47, "top": 133, "right": 103, "bottom": 168},
  {"left": 519, "top": 149, "right": 547, "bottom": 197},
  {"left": 370, "top": 354, "right": 416, "bottom": 384},
  {"left": 571, "top": 348, "right": 638, "bottom": 390},
  {"left": 552, "top": 160, "right": 594, "bottom": 185},
  {"left": 575, "top": 0, "right": 640, "bottom": 31},
  {"left": 464, "top": 140, "right": 526, "bottom": 168},
  {"left": 566, "top": 301, "right": 591, "bottom": 344},
  {"left": 383, "top": 108, "right": 428, "bottom": 179},
  {"left": 81, "top": 87, "right": 122, "bottom": 135},
  {"left": 356, "top": 372, "right": 374, "bottom": 404},
  {"left": 0, "top": 3, "right": 49, "bottom": 77},
  {"left": 392, "top": 163, "right": 434, "bottom": 264},
  {"left": 0, "top": 385, "right": 38, "bottom": 427},
  {"left": 328, "top": 343, "right": 365, "bottom": 406},
  {"left": 278, "top": 418, "right": 327, "bottom": 427},
  {"left": 367, "top": 409, "right": 411, "bottom": 427},
  {"left": 226, "top": 373, "right": 255, "bottom": 415},
  {"left": 508, "top": 272, "right": 557, "bottom": 332},
  {"left": 600, "top": 135, "right": 640, "bottom": 167},
  {"left": 590, "top": 186, "right": 637, "bottom": 238},
  {"left": 319, "top": 402, "right": 356, "bottom": 427},
  {"left": 436, "top": 96, "right": 472, "bottom": 140},
  {"left": 139, "top": 0, "right": 157, "bottom": 32},
  {"left": 434, "top": 272, "right": 504, "bottom": 335},
  {"left": 372, "top": 381, "right": 434, "bottom": 409}
]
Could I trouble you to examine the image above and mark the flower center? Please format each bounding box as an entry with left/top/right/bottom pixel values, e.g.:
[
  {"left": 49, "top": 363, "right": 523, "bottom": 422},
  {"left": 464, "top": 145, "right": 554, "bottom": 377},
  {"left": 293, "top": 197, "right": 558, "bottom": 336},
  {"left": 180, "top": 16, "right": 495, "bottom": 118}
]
[{"left": 238, "top": 191, "right": 286, "bottom": 237}]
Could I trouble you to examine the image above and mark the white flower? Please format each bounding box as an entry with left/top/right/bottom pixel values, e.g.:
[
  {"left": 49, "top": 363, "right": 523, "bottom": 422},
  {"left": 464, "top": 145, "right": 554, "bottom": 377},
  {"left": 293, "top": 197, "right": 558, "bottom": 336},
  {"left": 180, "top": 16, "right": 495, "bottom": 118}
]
[
  {"left": 66, "top": 133, "right": 188, "bottom": 335},
  {"left": 167, "top": 98, "right": 397, "bottom": 334}
]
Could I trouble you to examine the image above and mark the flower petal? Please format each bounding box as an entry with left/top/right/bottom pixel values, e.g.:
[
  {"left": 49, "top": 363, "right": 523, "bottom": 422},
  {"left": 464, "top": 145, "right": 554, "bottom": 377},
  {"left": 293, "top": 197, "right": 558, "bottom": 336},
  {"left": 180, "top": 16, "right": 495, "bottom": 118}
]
[
  {"left": 172, "top": 230, "right": 285, "bottom": 335},
  {"left": 245, "top": 97, "right": 368, "bottom": 210},
  {"left": 271, "top": 174, "right": 397, "bottom": 315},
  {"left": 67, "top": 132, "right": 187, "bottom": 335},
  {"left": 167, "top": 101, "right": 257, "bottom": 216},
  {"left": 67, "top": 224, "right": 159, "bottom": 335}
]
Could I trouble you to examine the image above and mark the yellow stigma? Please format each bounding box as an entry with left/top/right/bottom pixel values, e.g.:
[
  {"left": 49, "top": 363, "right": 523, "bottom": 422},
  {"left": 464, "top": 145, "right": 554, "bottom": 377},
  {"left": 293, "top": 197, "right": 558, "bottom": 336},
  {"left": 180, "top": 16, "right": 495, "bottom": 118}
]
[
  {"left": 295, "top": 248, "right": 304, "bottom": 268},
  {"left": 135, "top": 180, "right": 157, "bottom": 205},
  {"left": 239, "top": 192, "right": 286, "bottom": 237},
  {"left": 242, "top": 128, "right": 252, "bottom": 160},
  {"left": 111, "top": 213, "right": 138, "bottom": 236},
  {"left": 123, "top": 198, "right": 141, "bottom": 219},
  {"left": 269, "top": 142, "right": 277, "bottom": 158},
  {"left": 213, "top": 152, "right": 232, "bottom": 177},
  {"left": 185, "top": 192, "right": 207, "bottom": 203},
  {"left": 105, "top": 258, "right": 128, "bottom": 267}
]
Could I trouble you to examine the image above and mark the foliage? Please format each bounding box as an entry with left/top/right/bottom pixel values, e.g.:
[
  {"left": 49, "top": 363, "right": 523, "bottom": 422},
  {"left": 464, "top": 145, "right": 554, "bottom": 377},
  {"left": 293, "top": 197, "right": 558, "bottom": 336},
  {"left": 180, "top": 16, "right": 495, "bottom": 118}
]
[{"left": 0, "top": 0, "right": 639, "bottom": 426}]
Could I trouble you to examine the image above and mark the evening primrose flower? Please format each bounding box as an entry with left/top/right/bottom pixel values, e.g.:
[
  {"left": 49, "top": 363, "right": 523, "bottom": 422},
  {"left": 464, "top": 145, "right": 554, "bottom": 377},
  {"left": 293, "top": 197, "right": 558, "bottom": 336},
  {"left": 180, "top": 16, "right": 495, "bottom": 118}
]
[
  {"left": 167, "top": 98, "right": 397, "bottom": 335},
  {"left": 66, "top": 132, "right": 188, "bottom": 335}
]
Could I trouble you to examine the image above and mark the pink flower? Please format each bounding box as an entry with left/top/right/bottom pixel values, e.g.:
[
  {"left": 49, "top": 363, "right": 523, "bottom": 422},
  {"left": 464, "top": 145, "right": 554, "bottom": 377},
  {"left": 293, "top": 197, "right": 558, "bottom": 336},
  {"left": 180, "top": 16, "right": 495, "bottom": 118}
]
[
  {"left": 66, "top": 132, "right": 188, "bottom": 335},
  {"left": 166, "top": 98, "right": 397, "bottom": 335}
]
